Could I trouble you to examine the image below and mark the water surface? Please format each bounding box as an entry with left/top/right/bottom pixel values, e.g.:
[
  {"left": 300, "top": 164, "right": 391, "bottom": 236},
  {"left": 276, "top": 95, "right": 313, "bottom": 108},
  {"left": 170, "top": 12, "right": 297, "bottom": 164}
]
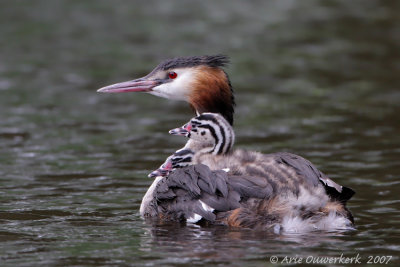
[{"left": 0, "top": 1, "right": 399, "bottom": 266}]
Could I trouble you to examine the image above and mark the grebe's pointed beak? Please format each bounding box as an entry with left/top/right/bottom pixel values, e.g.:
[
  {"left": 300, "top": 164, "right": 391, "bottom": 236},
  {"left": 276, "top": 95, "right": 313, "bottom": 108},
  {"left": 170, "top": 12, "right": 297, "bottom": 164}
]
[
  {"left": 97, "top": 78, "right": 159, "bottom": 93},
  {"left": 169, "top": 123, "right": 192, "bottom": 136},
  {"left": 148, "top": 159, "right": 173, "bottom": 178},
  {"left": 169, "top": 127, "right": 188, "bottom": 136},
  {"left": 148, "top": 169, "right": 167, "bottom": 178}
]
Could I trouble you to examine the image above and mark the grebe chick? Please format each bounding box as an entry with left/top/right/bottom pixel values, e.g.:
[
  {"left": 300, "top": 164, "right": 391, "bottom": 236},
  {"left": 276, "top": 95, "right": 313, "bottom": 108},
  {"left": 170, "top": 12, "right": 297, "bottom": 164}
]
[{"left": 148, "top": 113, "right": 234, "bottom": 178}]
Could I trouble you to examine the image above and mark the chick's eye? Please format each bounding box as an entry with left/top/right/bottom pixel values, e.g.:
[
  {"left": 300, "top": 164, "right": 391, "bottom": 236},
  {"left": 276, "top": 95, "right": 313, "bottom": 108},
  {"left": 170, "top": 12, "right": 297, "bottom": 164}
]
[{"left": 168, "top": 71, "right": 177, "bottom": 79}]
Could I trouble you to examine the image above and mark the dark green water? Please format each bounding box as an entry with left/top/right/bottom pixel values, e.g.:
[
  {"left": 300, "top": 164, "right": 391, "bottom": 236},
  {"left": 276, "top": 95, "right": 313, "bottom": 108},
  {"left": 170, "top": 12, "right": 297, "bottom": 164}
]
[{"left": 1, "top": 1, "right": 399, "bottom": 266}]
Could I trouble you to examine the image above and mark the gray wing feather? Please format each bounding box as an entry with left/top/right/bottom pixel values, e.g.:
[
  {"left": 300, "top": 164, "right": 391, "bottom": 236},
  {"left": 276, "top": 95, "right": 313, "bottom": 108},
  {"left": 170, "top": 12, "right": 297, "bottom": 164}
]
[
  {"left": 228, "top": 175, "right": 273, "bottom": 199},
  {"left": 200, "top": 191, "right": 241, "bottom": 211},
  {"left": 274, "top": 152, "right": 355, "bottom": 202},
  {"left": 154, "top": 164, "right": 276, "bottom": 221}
]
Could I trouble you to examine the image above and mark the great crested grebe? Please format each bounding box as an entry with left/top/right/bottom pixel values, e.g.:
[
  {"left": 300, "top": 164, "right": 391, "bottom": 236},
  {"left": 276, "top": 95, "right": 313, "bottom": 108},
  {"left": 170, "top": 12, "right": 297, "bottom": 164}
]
[
  {"left": 142, "top": 113, "right": 355, "bottom": 232},
  {"left": 98, "top": 55, "right": 355, "bottom": 232}
]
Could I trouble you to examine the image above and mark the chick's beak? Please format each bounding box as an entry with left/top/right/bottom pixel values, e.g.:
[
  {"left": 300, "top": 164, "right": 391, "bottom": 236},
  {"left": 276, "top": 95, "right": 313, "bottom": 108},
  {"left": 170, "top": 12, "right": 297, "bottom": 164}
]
[
  {"left": 97, "top": 78, "right": 159, "bottom": 93},
  {"left": 169, "top": 127, "right": 189, "bottom": 136},
  {"left": 169, "top": 123, "right": 191, "bottom": 137}
]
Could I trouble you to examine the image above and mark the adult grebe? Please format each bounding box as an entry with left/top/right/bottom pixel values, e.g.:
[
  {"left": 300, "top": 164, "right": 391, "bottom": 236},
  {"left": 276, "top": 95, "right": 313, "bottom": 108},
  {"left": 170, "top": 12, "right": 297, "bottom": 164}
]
[{"left": 141, "top": 113, "right": 355, "bottom": 232}]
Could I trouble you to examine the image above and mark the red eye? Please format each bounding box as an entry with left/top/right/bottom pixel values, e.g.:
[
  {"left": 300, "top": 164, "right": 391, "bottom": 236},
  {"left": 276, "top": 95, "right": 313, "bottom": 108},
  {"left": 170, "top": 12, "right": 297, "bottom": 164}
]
[{"left": 168, "top": 71, "right": 177, "bottom": 79}]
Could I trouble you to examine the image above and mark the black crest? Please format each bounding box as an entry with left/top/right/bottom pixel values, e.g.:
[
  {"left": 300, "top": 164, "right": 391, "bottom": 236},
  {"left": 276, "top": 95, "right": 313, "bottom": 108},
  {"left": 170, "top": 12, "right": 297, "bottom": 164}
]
[{"left": 156, "top": 55, "right": 229, "bottom": 71}]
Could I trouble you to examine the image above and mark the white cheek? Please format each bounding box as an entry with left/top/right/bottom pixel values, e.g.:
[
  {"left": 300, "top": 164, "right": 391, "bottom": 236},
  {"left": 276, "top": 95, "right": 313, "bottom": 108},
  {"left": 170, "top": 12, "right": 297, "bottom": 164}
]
[
  {"left": 150, "top": 83, "right": 187, "bottom": 101},
  {"left": 150, "top": 69, "right": 195, "bottom": 101}
]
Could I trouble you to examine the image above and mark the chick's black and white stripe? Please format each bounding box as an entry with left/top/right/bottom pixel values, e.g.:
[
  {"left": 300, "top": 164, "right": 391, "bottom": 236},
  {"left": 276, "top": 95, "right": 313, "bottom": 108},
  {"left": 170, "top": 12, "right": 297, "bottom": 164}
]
[
  {"left": 190, "top": 113, "right": 234, "bottom": 155},
  {"left": 170, "top": 149, "right": 195, "bottom": 167}
]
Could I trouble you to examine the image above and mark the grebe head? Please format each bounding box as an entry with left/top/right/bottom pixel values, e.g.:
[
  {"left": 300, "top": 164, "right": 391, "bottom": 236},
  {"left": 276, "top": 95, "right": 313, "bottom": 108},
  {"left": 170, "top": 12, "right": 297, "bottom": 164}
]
[
  {"left": 170, "top": 112, "right": 235, "bottom": 155},
  {"left": 148, "top": 149, "right": 194, "bottom": 178},
  {"left": 97, "top": 55, "right": 235, "bottom": 125},
  {"left": 149, "top": 113, "right": 234, "bottom": 178}
]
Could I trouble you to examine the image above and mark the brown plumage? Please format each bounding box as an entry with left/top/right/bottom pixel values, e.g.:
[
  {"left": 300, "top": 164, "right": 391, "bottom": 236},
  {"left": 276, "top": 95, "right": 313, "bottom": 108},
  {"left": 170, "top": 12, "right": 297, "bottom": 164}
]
[{"left": 190, "top": 66, "right": 234, "bottom": 125}]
